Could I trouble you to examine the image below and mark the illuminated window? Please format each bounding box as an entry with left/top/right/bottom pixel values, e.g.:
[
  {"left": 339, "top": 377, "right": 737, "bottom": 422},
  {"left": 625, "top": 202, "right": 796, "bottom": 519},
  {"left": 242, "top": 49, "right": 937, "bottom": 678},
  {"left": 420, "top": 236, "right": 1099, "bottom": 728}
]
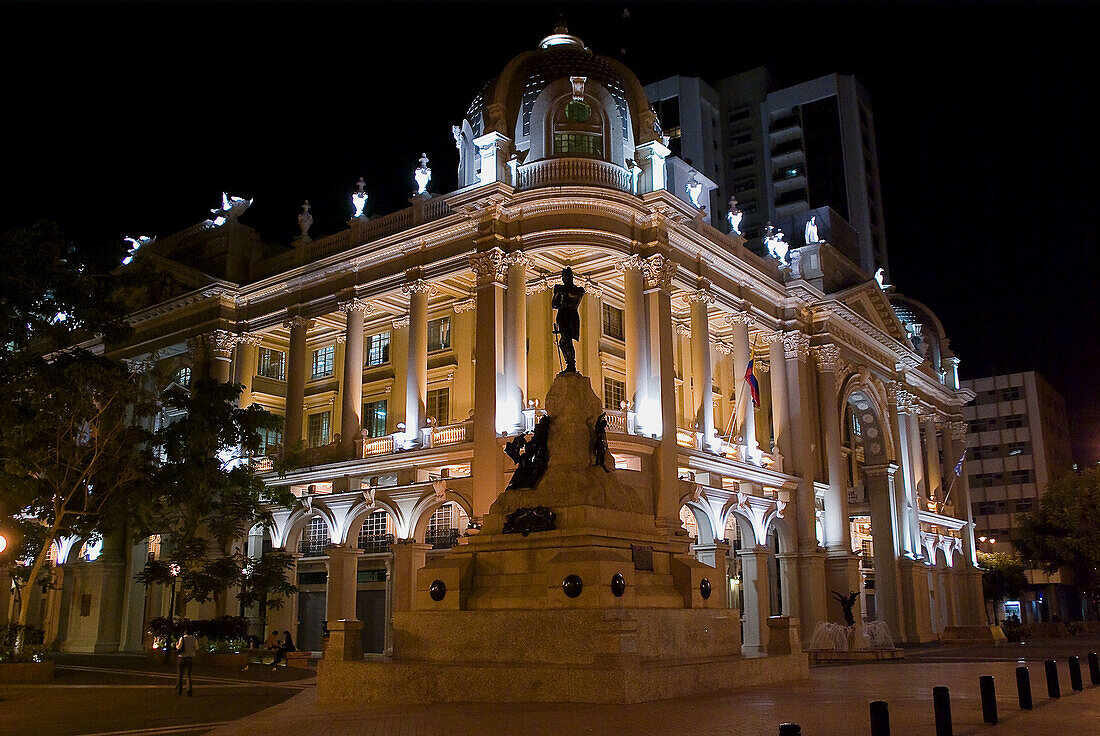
[
  {"left": 428, "top": 317, "right": 451, "bottom": 353},
  {"left": 366, "top": 332, "right": 390, "bottom": 367},
  {"left": 299, "top": 517, "right": 329, "bottom": 557},
  {"left": 307, "top": 411, "right": 331, "bottom": 447},
  {"left": 603, "top": 377, "right": 625, "bottom": 411},
  {"left": 175, "top": 367, "right": 192, "bottom": 387},
  {"left": 358, "top": 510, "right": 393, "bottom": 552},
  {"left": 601, "top": 303, "right": 624, "bottom": 340},
  {"left": 258, "top": 424, "right": 283, "bottom": 455},
  {"left": 552, "top": 98, "right": 603, "bottom": 158},
  {"left": 147, "top": 534, "right": 161, "bottom": 561},
  {"left": 426, "top": 503, "right": 465, "bottom": 549},
  {"left": 363, "top": 399, "right": 387, "bottom": 438},
  {"left": 426, "top": 388, "right": 449, "bottom": 426},
  {"left": 258, "top": 348, "right": 286, "bottom": 380},
  {"left": 311, "top": 346, "right": 334, "bottom": 379}
]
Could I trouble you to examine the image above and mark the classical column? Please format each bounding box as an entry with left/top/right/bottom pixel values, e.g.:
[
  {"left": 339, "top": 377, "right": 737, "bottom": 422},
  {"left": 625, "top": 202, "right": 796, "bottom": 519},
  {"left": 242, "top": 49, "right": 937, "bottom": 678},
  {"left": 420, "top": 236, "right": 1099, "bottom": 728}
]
[
  {"left": 635, "top": 139, "right": 672, "bottom": 193},
  {"left": 615, "top": 255, "right": 648, "bottom": 427},
  {"left": 233, "top": 333, "right": 263, "bottom": 407},
  {"left": 923, "top": 416, "right": 944, "bottom": 501},
  {"left": 739, "top": 546, "right": 773, "bottom": 656},
  {"left": 886, "top": 383, "right": 919, "bottom": 558},
  {"left": 324, "top": 545, "right": 361, "bottom": 624},
  {"left": 813, "top": 344, "right": 849, "bottom": 551},
  {"left": 186, "top": 334, "right": 211, "bottom": 380},
  {"left": 204, "top": 330, "right": 235, "bottom": 384},
  {"left": 765, "top": 332, "right": 791, "bottom": 460},
  {"left": 684, "top": 282, "right": 716, "bottom": 452},
  {"left": 864, "top": 462, "right": 903, "bottom": 639},
  {"left": 469, "top": 249, "right": 506, "bottom": 518},
  {"left": 906, "top": 409, "right": 928, "bottom": 509},
  {"left": 643, "top": 254, "right": 680, "bottom": 530},
  {"left": 402, "top": 278, "right": 433, "bottom": 447},
  {"left": 503, "top": 251, "right": 529, "bottom": 432},
  {"left": 947, "top": 419, "right": 984, "bottom": 626},
  {"left": 283, "top": 315, "right": 314, "bottom": 450},
  {"left": 338, "top": 299, "right": 369, "bottom": 455},
  {"left": 727, "top": 312, "right": 757, "bottom": 453}
]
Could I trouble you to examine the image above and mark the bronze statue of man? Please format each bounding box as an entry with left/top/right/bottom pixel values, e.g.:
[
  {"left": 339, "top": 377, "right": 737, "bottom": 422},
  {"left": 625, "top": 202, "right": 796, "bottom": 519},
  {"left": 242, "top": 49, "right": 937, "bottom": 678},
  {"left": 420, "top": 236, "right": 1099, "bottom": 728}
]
[{"left": 552, "top": 267, "right": 585, "bottom": 373}]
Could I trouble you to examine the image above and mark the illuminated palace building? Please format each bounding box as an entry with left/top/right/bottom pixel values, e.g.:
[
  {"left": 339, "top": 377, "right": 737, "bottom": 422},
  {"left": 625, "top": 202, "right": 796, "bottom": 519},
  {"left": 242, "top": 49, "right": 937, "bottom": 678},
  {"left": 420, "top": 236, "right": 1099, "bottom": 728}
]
[{"left": 14, "top": 25, "right": 986, "bottom": 656}]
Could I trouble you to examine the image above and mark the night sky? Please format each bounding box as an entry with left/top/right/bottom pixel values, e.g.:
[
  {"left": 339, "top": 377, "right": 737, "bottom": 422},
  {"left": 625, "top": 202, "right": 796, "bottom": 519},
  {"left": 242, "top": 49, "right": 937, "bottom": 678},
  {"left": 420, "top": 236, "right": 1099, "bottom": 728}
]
[{"left": 3, "top": 1, "right": 1097, "bottom": 462}]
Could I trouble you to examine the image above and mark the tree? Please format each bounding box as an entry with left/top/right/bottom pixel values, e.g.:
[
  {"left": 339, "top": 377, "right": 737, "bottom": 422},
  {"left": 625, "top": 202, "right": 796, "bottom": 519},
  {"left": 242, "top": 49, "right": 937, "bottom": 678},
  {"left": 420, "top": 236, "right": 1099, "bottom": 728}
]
[
  {"left": 238, "top": 550, "right": 298, "bottom": 633},
  {"left": 977, "top": 550, "right": 1028, "bottom": 625},
  {"left": 134, "top": 378, "right": 294, "bottom": 613},
  {"left": 1014, "top": 468, "right": 1100, "bottom": 618},
  {"left": 0, "top": 222, "right": 157, "bottom": 650}
]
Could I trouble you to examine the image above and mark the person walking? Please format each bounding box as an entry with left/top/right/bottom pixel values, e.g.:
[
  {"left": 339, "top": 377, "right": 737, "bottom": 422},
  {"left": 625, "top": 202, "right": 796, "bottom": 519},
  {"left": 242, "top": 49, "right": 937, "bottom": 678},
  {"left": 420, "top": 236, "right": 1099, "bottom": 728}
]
[{"left": 175, "top": 628, "right": 198, "bottom": 696}]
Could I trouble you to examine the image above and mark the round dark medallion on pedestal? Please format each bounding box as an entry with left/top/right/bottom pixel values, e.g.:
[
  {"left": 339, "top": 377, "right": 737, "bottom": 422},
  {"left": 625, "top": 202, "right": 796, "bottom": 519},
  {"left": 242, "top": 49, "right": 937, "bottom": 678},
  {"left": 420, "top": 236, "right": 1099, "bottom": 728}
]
[
  {"left": 699, "top": 577, "right": 712, "bottom": 600},
  {"left": 562, "top": 574, "right": 583, "bottom": 598},
  {"left": 610, "top": 573, "right": 626, "bottom": 597},
  {"left": 429, "top": 579, "right": 447, "bottom": 602}
]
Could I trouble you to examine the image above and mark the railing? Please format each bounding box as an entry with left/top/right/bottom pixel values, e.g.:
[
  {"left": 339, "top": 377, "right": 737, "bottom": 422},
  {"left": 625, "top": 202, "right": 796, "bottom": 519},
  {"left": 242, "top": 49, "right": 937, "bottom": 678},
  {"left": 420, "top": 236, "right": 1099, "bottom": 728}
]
[
  {"left": 250, "top": 455, "right": 275, "bottom": 472},
  {"left": 361, "top": 434, "right": 397, "bottom": 457},
  {"left": 297, "top": 539, "right": 329, "bottom": 557},
  {"left": 676, "top": 428, "right": 701, "bottom": 449},
  {"left": 603, "top": 409, "right": 637, "bottom": 435},
  {"left": 297, "top": 442, "right": 343, "bottom": 467},
  {"left": 515, "top": 157, "right": 633, "bottom": 194},
  {"left": 523, "top": 408, "right": 548, "bottom": 433},
  {"left": 425, "top": 421, "right": 471, "bottom": 448},
  {"left": 357, "top": 533, "right": 394, "bottom": 554},
  {"left": 848, "top": 485, "right": 867, "bottom": 504},
  {"left": 425, "top": 527, "right": 461, "bottom": 550}
]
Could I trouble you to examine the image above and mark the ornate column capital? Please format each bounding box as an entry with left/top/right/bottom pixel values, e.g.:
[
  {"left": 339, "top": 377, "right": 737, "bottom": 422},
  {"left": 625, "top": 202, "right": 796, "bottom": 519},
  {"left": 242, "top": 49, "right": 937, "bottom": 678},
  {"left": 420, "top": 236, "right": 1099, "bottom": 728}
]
[
  {"left": 189, "top": 329, "right": 238, "bottom": 360},
  {"left": 714, "top": 342, "right": 734, "bottom": 355},
  {"left": 338, "top": 298, "right": 374, "bottom": 315},
  {"left": 468, "top": 248, "right": 507, "bottom": 286},
  {"left": 503, "top": 250, "right": 530, "bottom": 269},
  {"left": 810, "top": 344, "right": 842, "bottom": 373},
  {"left": 725, "top": 311, "right": 753, "bottom": 327},
  {"left": 947, "top": 420, "right": 968, "bottom": 441},
  {"left": 613, "top": 254, "right": 646, "bottom": 273},
  {"left": 283, "top": 315, "right": 315, "bottom": 332},
  {"left": 392, "top": 315, "right": 410, "bottom": 330},
  {"left": 642, "top": 253, "right": 677, "bottom": 292},
  {"left": 402, "top": 278, "right": 437, "bottom": 296},
  {"left": 756, "top": 359, "right": 771, "bottom": 374},
  {"left": 886, "top": 381, "right": 914, "bottom": 412},
  {"left": 675, "top": 323, "right": 692, "bottom": 338},
  {"left": 682, "top": 279, "right": 714, "bottom": 306},
  {"left": 235, "top": 332, "right": 265, "bottom": 347},
  {"left": 453, "top": 298, "right": 476, "bottom": 314},
  {"left": 781, "top": 331, "right": 810, "bottom": 361}
]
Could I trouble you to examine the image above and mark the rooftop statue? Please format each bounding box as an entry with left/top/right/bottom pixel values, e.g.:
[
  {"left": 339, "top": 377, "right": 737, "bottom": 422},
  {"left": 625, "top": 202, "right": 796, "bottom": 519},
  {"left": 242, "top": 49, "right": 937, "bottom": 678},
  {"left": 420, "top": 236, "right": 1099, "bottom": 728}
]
[
  {"left": 414, "top": 152, "right": 432, "bottom": 196},
  {"left": 297, "top": 200, "right": 313, "bottom": 240},
  {"left": 209, "top": 192, "right": 252, "bottom": 226},
  {"left": 805, "top": 215, "right": 821, "bottom": 244},
  {"left": 727, "top": 196, "right": 743, "bottom": 236},
  {"left": 874, "top": 267, "right": 888, "bottom": 290},
  {"left": 763, "top": 223, "right": 789, "bottom": 266},
  {"left": 552, "top": 267, "right": 585, "bottom": 373},
  {"left": 685, "top": 173, "right": 704, "bottom": 208},
  {"left": 352, "top": 177, "right": 369, "bottom": 219}
]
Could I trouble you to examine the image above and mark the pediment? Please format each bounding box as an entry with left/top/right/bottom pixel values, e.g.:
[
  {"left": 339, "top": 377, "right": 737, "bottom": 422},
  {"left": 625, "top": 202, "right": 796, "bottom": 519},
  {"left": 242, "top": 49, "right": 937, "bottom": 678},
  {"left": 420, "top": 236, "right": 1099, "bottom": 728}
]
[
  {"left": 114, "top": 253, "right": 218, "bottom": 314},
  {"left": 833, "top": 281, "right": 911, "bottom": 344}
]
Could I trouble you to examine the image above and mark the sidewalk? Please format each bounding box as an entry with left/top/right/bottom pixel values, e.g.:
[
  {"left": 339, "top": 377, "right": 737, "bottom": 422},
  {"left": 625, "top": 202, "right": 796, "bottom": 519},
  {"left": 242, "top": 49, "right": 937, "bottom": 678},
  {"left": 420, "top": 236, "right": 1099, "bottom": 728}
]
[{"left": 204, "top": 655, "right": 1100, "bottom": 736}]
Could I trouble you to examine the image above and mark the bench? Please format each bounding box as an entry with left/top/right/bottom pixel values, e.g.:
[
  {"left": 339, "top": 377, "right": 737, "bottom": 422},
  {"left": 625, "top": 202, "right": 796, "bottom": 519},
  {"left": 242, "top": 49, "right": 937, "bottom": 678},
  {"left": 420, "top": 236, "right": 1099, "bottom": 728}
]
[{"left": 284, "top": 651, "right": 313, "bottom": 668}]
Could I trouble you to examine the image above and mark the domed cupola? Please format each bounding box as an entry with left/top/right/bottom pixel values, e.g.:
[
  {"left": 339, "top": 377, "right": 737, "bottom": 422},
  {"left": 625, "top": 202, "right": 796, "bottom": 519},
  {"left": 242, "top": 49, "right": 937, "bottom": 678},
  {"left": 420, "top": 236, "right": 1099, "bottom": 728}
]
[{"left": 454, "top": 19, "right": 668, "bottom": 195}]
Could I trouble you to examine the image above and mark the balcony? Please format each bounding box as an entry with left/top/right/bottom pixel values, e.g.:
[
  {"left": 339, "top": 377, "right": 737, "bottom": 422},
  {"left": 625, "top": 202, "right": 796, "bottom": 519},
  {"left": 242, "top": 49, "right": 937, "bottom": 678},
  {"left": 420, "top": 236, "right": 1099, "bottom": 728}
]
[
  {"left": 425, "top": 527, "right": 461, "bottom": 550},
  {"left": 515, "top": 157, "right": 633, "bottom": 194},
  {"left": 357, "top": 533, "right": 394, "bottom": 554},
  {"left": 297, "top": 539, "right": 329, "bottom": 558}
]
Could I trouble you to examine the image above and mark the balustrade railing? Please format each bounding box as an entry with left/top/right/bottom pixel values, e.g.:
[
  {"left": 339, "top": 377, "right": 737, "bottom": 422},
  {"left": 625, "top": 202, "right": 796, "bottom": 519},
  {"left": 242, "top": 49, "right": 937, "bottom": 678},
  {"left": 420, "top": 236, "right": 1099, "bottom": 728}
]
[
  {"left": 425, "top": 527, "right": 461, "bottom": 550},
  {"left": 357, "top": 533, "right": 394, "bottom": 554},
  {"left": 297, "top": 539, "right": 329, "bottom": 557},
  {"left": 676, "top": 428, "right": 701, "bottom": 449},
  {"left": 515, "top": 157, "right": 633, "bottom": 193},
  {"left": 362, "top": 434, "right": 397, "bottom": 457},
  {"left": 425, "top": 421, "right": 471, "bottom": 448}
]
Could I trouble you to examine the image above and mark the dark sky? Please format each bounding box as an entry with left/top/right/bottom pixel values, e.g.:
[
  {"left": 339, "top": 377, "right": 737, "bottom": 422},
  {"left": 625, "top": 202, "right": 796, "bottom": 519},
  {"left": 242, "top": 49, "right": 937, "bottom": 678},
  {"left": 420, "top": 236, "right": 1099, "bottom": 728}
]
[{"left": 3, "top": 1, "right": 1097, "bottom": 462}]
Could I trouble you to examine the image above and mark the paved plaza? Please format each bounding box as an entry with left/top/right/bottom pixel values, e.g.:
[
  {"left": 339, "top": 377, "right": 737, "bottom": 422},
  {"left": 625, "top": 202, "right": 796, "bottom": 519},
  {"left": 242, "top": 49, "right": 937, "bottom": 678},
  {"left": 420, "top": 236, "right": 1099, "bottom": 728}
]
[{"left": 4, "top": 639, "right": 1100, "bottom": 736}]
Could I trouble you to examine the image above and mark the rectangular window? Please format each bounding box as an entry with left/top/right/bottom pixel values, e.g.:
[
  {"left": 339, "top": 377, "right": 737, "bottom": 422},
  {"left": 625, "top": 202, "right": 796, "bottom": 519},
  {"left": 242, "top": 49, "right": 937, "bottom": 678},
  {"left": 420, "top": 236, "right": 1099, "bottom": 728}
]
[
  {"left": 1007, "top": 469, "right": 1034, "bottom": 485},
  {"left": 729, "top": 131, "right": 752, "bottom": 147},
  {"left": 428, "top": 317, "right": 451, "bottom": 353},
  {"left": 311, "top": 346, "right": 334, "bottom": 379},
  {"left": 307, "top": 411, "right": 331, "bottom": 447},
  {"left": 365, "top": 332, "right": 390, "bottom": 367},
  {"left": 1012, "top": 498, "right": 1034, "bottom": 513},
  {"left": 258, "top": 347, "right": 286, "bottom": 381},
  {"left": 731, "top": 154, "right": 754, "bottom": 169},
  {"left": 363, "top": 399, "right": 388, "bottom": 438},
  {"left": 426, "top": 387, "right": 450, "bottom": 426},
  {"left": 732, "top": 177, "right": 756, "bottom": 194},
  {"left": 601, "top": 303, "right": 624, "bottom": 340},
  {"left": 258, "top": 424, "right": 283, "bottom": 455},
  {"left": 1003, "top": 414, "right": 1027, "bottom": 429},
  {"left": 553, "top": 132, "right": 600, "bottom": 156},
  {"left": 603, "top": 377, "right": 626, "bottom": 411},
  {"left": 727, "top": 105, "right": 751, "bottom": 123},
  {"left": 1000, "top": 387, "right": 1022, "bottom": 402}
]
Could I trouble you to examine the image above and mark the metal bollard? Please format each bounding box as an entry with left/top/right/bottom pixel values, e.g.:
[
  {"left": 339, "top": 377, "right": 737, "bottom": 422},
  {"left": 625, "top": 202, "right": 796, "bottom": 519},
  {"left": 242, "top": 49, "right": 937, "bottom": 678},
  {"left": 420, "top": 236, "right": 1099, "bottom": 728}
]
[
  {"left": 1090, "top": 652, "right": 1100, "bottom": 686},
  {"left": 1046, "top": 659, "right": 1061, "bottom": 698},
  {"left": 778, "top": 724, "right": 802, "bottom": 736},
  {"left": 979, "top": 676, "right": 998, "bottom": 725},
  {"left": 1016, "top": 666, "right": 1033, "bottom": 710},
  {"left": 1069, "top": 656, "right": 1084, "bottom": 692},
  {"left": 869, "top": 700, "right": 890, "bottom": 736},
  {"left": 932, "top": 686, "right": 953, "bottom": 736}
]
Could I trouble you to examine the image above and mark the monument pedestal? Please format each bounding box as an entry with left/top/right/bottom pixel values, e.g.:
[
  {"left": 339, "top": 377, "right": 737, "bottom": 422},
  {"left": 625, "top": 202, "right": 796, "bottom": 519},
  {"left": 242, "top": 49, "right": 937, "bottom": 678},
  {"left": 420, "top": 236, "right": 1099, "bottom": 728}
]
[{"left": 318, "top": 373, "right": 808, "bottom": 703}]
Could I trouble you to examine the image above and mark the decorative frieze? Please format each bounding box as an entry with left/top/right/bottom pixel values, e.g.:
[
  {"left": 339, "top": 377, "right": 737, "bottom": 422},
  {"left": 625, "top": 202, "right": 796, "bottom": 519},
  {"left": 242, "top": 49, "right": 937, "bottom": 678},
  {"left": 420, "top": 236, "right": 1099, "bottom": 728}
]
[
  {"left": 946, "top": 420, "right": 968, "bottom": 441},
  {"left": 642, "top": 254, "right": 677, "bottom": 291},
  {"left": 714, "top": 342, "right": 734, "bottom": 356},
  {"left": 452, "top": 298, "right": 476, "bottom": 314},
  {"left": 503, "top": 250, "right": 530, "bottom": 269},
  {"left": 886, "top": 381, "right": 914, "bottom": 412},
  {"left": 468, "top": 249, "right": 507, "bottom": 286},
  {"left": 613, "top": 254, "right": 645, "bottom": 273},
  {"left": 725, "top": 311, "right": 753, "bottom": 327},
  {"left": 675, "top": 323, "right": 691, "bottom": 338},
  {"left": 391, "top": 315, "right": 410, "bottom": 330},
  {"left": 283, "top": 315, "right": 315, "bottom": 332}
]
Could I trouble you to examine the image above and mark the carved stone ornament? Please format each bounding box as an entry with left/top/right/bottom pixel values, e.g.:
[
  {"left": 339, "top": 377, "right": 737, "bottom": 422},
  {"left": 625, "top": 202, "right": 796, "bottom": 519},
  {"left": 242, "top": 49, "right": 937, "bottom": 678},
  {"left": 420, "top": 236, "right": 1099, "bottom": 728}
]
[
  {"left": 468, "top": 249, "right": 507, "bottom": 286},
  {"left": 613, "top": 254, "right": 646, "bottom": 273},
  {"left": 714, "top": 342, "right": 734, "bottom": 355},
  {"left": 811, "top": 344, "right": 842, "bottom": 373},
  {"left": 675, "top": 323, "right": 691, "bottom": 338},
  {"left": 453, "top": 298, "right": 476, "bottom": 314},
  {"left": 725, "top": 311, "right": 753, "bottom": 326},
  {"left": 402, "top": 278, "right": 437, "bottom": 296},
  {"left": 886, "top": 381, "right": 914, "bottom": 411},
  {"left": 643, "top": 254, "right": 677, "bottom": 291},
  {"left": 503, "top": 250, "right": 530, "bottom": 269},
  {"left": 126, "top": 358, "right": 154, "bottom": 375},
  {"left": 209, "top": 330, "right": 237, "bottom": 359},
  {"left": 432, "top": 479, "right": 448, "bottom": 501},
  {"left": 501, "top": 505, "right": 557, "bottom": 537},
  {"left": 947, "top": 420, "right": 968, "bottom": 441},
  {"left": 682, "top": 281, "right": 715, "bottom": 306},
  {"left": 338, "top": 298, "right": 374, "bottom": 315},
  {"left": 782, "top": 331, "right": 811, "bottom": 361},
  {"left": 283, "top": 315, "right": 315, "bottom": 332},
  {"left": 236, "top": 332, "right": 265, "bottom": 346},
  {"left": 756, "top": 359, "right": 771, "bottom": 374},
  {"left": 392, "top": 315, "right": 410, "bottom": 330}
]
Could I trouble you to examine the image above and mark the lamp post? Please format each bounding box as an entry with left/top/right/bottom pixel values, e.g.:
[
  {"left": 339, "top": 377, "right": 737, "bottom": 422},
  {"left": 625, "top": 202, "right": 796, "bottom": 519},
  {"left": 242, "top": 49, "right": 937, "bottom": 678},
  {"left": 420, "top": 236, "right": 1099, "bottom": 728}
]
[{"left": 165, "top": 563, "right": 180, "bottom": 664}]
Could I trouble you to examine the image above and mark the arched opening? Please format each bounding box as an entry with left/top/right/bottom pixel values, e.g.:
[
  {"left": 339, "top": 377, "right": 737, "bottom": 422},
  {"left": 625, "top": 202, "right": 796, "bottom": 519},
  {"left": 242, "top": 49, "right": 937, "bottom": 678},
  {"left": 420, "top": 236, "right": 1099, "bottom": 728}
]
[
  {"left": 298, "top": 516, "right": 331, "bottom": 558},
  {"left": 680, "top": 505, "right": 700, "bottom": 542},
  {"left": 356, "top": 510, "right": 395, "bottom": 553},
  {"left": 423, "top": 502, "right": 470, "bottom": 550},
  {"left": 551, "top": 96, "right": 605, "bottom": 158}
]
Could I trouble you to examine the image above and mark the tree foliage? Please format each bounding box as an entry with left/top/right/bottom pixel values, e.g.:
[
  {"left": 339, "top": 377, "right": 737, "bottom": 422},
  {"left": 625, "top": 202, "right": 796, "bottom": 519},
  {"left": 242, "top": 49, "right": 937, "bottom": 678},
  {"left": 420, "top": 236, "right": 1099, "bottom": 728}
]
[
  {"left": 1014, "top": 468, "right": 1100, "bottom": 590},
  {"left": 977, "top": 550, "right": 1028, "bottom": 603}
]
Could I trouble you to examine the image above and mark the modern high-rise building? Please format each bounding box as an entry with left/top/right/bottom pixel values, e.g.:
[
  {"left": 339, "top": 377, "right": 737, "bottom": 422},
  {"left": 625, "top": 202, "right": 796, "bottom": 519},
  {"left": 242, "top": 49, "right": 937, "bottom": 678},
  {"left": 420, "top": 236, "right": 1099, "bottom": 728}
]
[
  {"left": 960, "top": 371, "right": 1075, "bottom": 621},
  {"left": 645, "top": 68, "right": 889, "bottom": 277}
]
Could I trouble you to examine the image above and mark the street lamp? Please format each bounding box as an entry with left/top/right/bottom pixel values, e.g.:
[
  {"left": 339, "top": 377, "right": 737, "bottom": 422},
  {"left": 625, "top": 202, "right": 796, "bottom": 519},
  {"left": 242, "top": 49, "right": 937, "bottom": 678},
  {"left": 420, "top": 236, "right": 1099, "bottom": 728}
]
[
  {"left": 165, "top": 563, "right": 181, "bottom": 664},
  {"left": 0, "top": 533, "right": 8, "bottom": 555}
]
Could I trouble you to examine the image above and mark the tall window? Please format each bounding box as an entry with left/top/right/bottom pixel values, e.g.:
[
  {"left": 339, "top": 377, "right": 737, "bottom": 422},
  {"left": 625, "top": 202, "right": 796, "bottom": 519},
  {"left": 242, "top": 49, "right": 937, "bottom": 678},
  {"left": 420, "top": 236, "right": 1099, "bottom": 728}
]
[
  {"left": 300, "top": 517, "right": 329, "bottom": 557},
  {"left": 257, "top": 347, "right": 286, "bottom": 380},
  {"left": 358, "top": 510, "right": 393, "bottom": 552},
  {"left": 426, "top": 503, "right": 460, "bottom": 549},
  {"left": 553, "top": 98, "right": 603, "bottom": 157},
  {"left": 175, "top": 367, "right": 192, "bottom": 387},
  {"left": 426, "top": 387, "right": 450, "bottom": 426},
  {"left": 311, "top": 346, "right": 334, "bottom": 379},
  {"left": 307, "top": 411, "right": 331, "bottom": 447},
  {"left": 363, "top": 399, "right": 388, "bottom": 438},
  {"left": 258, "top": 424, "right": 283, "bottom": 455},
  {"left": 603, "top": 377, "right": 626, "bottom": 411},
  {"left": 428, "top": 317, "right": 451, "bottom": 352},
  {"left": 366, "top": 331, "right": 390, "bottom": 367},
  {"left": 601, "top": 303, "right": 624, "bottom": 340}
]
